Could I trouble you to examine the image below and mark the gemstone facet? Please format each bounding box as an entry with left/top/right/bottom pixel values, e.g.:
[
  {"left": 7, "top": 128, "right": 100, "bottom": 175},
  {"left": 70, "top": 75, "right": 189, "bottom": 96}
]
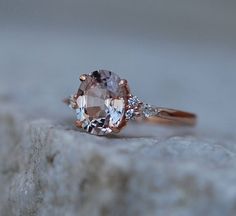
[{"left": 73, "top": 70, "right": 129, "bottom": 135}]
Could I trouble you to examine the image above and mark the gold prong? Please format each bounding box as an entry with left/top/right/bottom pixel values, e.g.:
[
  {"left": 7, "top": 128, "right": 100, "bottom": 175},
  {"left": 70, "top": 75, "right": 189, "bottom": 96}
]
[
  {"left": 80, "top": 74, "right": 87, "bottom": 81},
  {"left": 111, "top": 127, "right": 121, "bottom": 133},
  {"left": 119, "top": 79, "right": 127, "bottom": 86},
  {"left": 75, "top": 120, "right": 83, "bottom": 128}
]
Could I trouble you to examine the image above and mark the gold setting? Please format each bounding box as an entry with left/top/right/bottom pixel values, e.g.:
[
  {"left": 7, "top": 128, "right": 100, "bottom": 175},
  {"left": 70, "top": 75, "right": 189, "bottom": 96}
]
[{"left": 79, "top": 74, "right": 87, "bottom": 81}]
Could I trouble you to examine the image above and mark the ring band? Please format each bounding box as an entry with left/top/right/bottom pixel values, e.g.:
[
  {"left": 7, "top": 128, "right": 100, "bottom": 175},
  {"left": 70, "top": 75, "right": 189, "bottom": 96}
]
[{"left": 142, "top": 107, "right": 196, "bottom": 126}]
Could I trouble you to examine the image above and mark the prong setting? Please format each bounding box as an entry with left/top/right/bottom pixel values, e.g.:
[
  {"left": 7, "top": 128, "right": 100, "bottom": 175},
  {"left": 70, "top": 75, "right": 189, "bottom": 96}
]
[
  {"left": 65, "top": 95, "right": 78, "bottom": 109},
  {"left": 80, "top": 74, "right": 87, "bottom": 81},
  {"left": 119, "top": 79, "right": 128, "bottom": 86},
  {"left": 75, "top": 120, "right": 83, "bottom": 128}
]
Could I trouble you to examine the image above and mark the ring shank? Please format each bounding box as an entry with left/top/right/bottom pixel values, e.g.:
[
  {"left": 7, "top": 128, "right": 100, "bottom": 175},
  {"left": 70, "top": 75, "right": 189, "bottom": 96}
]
[{"left": 144, "top": 107, "right": 197, "bottom": 126}]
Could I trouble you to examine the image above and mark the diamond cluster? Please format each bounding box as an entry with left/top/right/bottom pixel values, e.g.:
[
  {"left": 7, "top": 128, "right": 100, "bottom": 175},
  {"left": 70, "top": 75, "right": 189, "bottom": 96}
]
[
  {"left": 126, "top": 96, "right": 159, "bottom": 120},
  {"left": 125, "top": 96, "right": 141, "bottom": 120}
]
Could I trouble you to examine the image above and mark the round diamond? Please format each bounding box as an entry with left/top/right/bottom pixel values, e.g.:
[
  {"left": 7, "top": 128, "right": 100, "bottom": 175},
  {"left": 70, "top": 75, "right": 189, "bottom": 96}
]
[
  {"left": 125, "top": 109, "right": 135, "bottom": 120},
  {"left": 75, "top": 70, "right": 129, "bottom": 135}
]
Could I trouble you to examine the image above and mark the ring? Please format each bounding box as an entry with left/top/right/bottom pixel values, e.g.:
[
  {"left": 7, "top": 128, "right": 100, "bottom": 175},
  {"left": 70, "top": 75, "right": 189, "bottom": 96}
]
[{"left": 64, "top": 70, "right": 197, "bottom": 136}]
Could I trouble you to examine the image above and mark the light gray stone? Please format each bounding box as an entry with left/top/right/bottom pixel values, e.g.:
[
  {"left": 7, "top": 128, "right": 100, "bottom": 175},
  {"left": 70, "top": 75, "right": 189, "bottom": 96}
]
[
  {"left": 1, "top": 2, "right": 236, "bottom": 214},
  {"left": 1, "top": 105, "right": 236, "bottom": 216}
]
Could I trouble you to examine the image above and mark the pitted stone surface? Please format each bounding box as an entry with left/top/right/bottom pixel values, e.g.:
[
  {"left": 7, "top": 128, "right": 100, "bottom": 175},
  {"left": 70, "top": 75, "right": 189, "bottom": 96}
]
[
  {"left": 1, "top": 22, "right": 236, "bottom": 216},
  {"left": 1, "top": 107, "right": 236, "bottom": 216}
]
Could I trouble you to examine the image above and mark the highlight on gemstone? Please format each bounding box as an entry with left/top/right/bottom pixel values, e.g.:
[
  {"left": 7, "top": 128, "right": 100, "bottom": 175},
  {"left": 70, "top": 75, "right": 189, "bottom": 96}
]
[{"left": 72, "top": 70, "right": 130, "bottom": 135}]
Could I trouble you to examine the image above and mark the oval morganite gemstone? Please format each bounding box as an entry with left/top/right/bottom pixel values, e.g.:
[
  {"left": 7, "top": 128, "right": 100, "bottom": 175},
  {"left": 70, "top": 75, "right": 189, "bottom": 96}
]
[{"left": 75, "top": 70, "right": 129, "bottom": 135}]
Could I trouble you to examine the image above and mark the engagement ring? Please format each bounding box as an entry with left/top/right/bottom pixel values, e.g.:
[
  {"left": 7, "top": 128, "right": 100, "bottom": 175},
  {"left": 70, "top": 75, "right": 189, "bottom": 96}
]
[{"left": 64, "top": 70, "right": 197, "bottom": 136}]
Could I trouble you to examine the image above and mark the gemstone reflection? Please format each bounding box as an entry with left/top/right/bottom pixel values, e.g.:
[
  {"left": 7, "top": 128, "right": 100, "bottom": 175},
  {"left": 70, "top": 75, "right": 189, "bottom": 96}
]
[{"left": 75, "top": 70, "right": 128, "bottom": 135}]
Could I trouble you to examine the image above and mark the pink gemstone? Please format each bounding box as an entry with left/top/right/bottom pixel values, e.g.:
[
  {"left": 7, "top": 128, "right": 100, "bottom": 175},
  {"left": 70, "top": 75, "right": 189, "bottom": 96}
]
[{"left": 75, "top": 70, "right": 129, "bottom": 135}]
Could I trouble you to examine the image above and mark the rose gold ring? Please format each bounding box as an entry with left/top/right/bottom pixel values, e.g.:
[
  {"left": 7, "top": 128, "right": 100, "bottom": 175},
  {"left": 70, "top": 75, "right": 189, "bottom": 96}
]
[{"left": 64, "top": 70, "right": 197, "bottom": 136}]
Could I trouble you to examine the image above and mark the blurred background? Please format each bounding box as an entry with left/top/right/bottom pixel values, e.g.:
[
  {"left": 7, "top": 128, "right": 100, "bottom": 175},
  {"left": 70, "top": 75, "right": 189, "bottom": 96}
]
[{"left": 0, "top": 0, "right": 235, "bottom": 136}]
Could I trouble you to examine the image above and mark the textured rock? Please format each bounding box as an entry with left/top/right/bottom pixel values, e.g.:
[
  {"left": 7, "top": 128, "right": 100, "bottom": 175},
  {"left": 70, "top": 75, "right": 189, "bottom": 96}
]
[
  {"left": 1, "top": 105, "right": 236, "bottom": 216},
  {"left": 1, "top": 5, "right": 236, "bottom": 214}
]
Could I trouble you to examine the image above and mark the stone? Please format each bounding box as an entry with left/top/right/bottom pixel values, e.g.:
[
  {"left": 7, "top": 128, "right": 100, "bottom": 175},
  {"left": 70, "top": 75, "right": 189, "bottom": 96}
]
[
  {"left": 128, "top": 96, "right": 140, "bottom": 107},
  {"left": 1, "top": 110, "right": 236, "bottom": 216},
  {"left": 142, "top": 104, "right": 159, "bottom": 118},
  {"left": 125, "top": 108, "right": 135, "bottom": 120},
  {"left": 71, "top": 70, "right": 129, "bottom": 135}
]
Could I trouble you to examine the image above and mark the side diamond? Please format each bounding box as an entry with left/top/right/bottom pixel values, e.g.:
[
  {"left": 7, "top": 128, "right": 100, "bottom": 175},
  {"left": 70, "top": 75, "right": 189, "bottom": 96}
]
[
  {"left": 128, "top": 96, "right": 140, "bottom": 106},
  {"left": 126, "top": 96, "right": 159, "bottom": 120},
  {"left": 125, "top": 109, "right": 135, "bottom": 120},
  {"left": 126, "top": 96, "right": 142, "bottom": 120},
  {"left": 142, "top": 104, "right": 159, "bottom": 117}
]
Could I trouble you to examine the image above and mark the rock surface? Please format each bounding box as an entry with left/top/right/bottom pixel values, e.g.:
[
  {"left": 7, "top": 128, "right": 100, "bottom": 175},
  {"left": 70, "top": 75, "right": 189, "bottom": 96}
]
[
  {"left": 1, "top": 104, "right": 236, "bottom": 216},
  {"left": 1, "top": 1, "right": 236, "bottom": 214}
]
